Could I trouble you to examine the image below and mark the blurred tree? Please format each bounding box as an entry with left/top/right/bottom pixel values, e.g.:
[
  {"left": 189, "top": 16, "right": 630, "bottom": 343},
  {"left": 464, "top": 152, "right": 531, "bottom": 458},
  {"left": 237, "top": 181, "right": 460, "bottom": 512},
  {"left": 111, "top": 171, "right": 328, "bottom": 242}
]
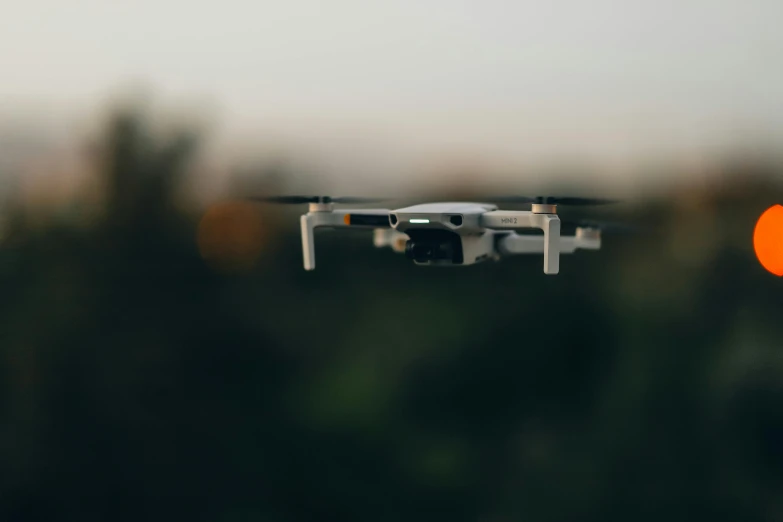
[{"left": 0, "top": 104, "right": 782, "bottom": 522}]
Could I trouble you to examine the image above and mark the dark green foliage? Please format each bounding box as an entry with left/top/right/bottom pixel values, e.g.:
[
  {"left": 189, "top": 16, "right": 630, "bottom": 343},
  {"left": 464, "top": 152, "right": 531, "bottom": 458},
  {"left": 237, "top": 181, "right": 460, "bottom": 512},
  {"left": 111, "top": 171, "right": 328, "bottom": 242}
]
[{"left": 1, "top": 109, "right": 783, "bottom": 522}]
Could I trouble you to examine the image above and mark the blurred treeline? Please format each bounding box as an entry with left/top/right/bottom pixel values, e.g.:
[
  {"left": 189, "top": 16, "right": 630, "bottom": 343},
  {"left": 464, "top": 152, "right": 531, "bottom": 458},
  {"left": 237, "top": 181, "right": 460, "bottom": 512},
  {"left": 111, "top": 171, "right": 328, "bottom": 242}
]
[{"left": 1, "top": 107, "right": 783, "bottom": 522}]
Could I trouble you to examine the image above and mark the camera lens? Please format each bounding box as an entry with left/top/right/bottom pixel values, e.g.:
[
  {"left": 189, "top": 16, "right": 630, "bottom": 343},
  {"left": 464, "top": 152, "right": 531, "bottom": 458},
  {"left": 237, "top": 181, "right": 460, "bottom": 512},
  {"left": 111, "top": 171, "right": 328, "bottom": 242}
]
[
  {"left": 405, "top": 241, "right": 430, "bottom": 262},
  {"left": 404, "top": 230, "right": 463, "bottom": 264},
  {"left": 405, "top": 240, "right": 453, "bottom": 262},
  {"left": 389, "top": 214, "right": 398, "bottom": 226},
  {"left": 418, "top": 245, "right": 434, "bottom": 259}
]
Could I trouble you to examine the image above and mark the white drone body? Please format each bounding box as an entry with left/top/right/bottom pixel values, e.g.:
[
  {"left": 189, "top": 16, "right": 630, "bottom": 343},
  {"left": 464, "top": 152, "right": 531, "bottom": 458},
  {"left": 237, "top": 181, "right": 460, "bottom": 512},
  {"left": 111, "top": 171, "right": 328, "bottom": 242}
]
[{"left": 289, "top": 198, "right": 611, "bottom": 275}]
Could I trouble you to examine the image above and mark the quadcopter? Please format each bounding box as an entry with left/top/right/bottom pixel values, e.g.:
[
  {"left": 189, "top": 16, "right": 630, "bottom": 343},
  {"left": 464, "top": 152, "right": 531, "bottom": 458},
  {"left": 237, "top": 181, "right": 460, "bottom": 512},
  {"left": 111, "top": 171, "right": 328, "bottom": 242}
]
[{"left": 252, "top": 195, "right": 631, "bottom": 274}]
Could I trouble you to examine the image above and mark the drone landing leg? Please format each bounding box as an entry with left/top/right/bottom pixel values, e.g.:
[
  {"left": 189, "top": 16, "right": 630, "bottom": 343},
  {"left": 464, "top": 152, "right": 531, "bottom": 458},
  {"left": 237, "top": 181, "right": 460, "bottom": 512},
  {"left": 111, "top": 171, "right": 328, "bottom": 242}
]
[
  {"left": 542, "top": 215, "right": 560, "bottom": 275},
  {"left": 300, "top": 214, "right": 316, "bottom": 270}
]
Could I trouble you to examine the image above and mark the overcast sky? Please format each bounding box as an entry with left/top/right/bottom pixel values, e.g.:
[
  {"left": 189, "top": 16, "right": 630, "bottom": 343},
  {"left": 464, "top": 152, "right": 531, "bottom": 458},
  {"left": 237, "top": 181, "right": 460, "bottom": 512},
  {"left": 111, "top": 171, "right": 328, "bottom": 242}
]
[{"left": 2, "top": 0, "right": 783, "bottom": 191}]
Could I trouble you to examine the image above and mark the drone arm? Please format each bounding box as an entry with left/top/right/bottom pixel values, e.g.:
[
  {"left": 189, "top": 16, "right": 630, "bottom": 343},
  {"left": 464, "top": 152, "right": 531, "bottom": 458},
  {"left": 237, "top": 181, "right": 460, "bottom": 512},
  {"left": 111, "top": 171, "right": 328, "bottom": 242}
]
[
  {"left": 497, "top": 232, "right": 600, "bottom": 255},
  {"left": 481, "top": 211, "right": 560, "bottom": 274},
  {"left": 498, "top": 234, "right": 578, "bottom": 255}
]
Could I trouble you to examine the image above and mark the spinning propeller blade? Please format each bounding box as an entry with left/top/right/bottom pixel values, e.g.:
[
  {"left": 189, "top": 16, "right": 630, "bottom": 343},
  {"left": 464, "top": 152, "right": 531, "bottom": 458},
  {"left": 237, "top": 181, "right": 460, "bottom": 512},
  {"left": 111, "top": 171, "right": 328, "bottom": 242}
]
[
  {"left": 330, "top": 197, "right": 388, "bottom": 204},
  {"left": 250, "top": 195, "right": 386, "bottom": 204},
  {"left": 491, "top": 196, "right": 618, "bottom": 206}
]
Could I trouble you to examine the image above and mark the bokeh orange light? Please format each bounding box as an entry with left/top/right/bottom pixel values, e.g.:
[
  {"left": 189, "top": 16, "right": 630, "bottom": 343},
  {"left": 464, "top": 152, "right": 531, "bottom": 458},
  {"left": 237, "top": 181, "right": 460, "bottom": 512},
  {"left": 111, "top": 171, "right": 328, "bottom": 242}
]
[
  {"left": 753, "top": 205, "right": 783, "bottom": 276},
  {"left": 197, "top": 201, "right": 267, "bottom": 273}
]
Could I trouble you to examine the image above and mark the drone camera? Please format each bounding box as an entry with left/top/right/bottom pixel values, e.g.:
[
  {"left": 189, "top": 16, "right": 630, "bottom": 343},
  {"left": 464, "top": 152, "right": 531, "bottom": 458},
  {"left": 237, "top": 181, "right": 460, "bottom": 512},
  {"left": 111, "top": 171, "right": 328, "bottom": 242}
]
[
  {"left": 404, "top": 229, "right": 464, "bottom": 264},
  {"left": 405, "top": 241, "right": 448, "bottom": 262},
  {"left": 389, "top": 214, "right": 398, "bottom": 226}
]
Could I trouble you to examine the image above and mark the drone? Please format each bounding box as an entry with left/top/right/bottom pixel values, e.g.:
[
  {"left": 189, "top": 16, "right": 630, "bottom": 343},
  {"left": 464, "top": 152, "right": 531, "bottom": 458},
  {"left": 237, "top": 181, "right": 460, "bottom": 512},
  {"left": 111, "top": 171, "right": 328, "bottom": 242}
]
[{"left": 252, "top": 195, "right": 632, "bottom": 274}]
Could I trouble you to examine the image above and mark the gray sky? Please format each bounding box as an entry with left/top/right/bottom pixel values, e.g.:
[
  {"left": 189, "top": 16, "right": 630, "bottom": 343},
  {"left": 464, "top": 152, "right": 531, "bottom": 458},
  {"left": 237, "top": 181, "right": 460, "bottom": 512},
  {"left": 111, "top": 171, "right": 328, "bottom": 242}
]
[{"left": 2, "top": 0, "right": 783, "bottom": 191}]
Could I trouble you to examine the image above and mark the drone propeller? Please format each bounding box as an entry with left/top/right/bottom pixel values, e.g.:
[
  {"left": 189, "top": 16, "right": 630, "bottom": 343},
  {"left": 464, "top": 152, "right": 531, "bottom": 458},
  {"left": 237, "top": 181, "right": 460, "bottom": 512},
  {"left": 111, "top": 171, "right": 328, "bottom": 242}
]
[
  {"left": 491, "top": 196, "right": 618, "bottom": 206},
  {"left": 250, "top": 195, "right": 386, "bottom": 204}
]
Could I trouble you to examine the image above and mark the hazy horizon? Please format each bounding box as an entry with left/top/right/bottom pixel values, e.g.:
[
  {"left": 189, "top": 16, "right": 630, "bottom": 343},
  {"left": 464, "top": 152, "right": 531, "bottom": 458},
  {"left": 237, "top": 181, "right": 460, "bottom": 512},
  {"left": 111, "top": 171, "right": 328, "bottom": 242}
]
[{"left": 2, "top": 0, "right": 783, "bottom": 194}]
